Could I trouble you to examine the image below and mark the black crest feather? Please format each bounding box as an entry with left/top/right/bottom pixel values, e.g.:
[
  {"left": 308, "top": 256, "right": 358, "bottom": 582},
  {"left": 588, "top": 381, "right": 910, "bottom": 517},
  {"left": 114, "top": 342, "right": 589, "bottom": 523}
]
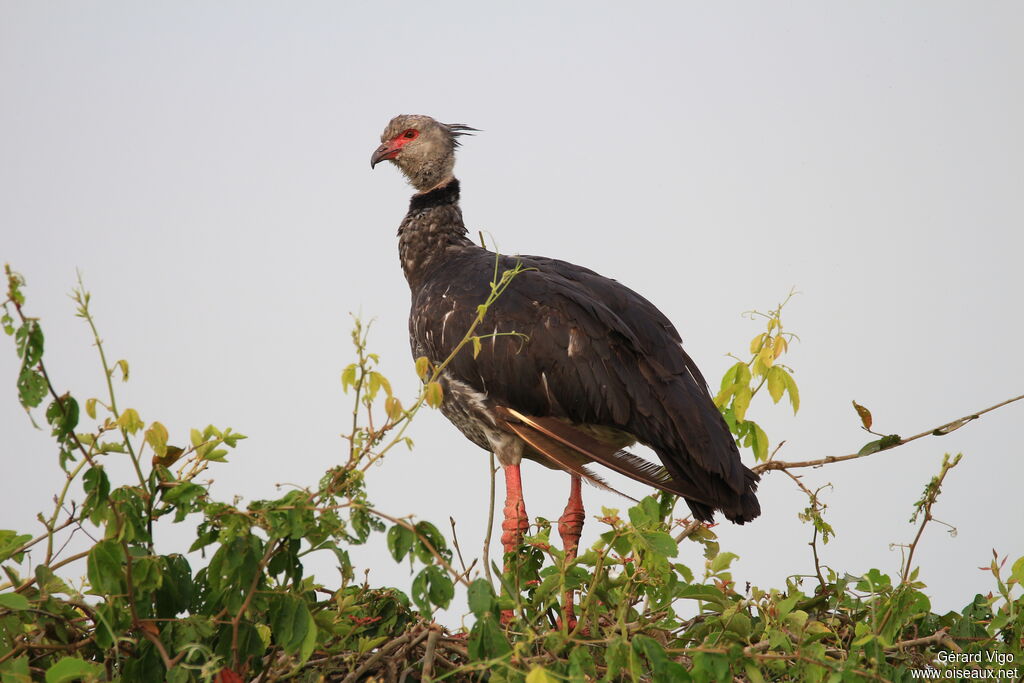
[{"left": 444, "top": 123, "right": 479, "bottom": 146}]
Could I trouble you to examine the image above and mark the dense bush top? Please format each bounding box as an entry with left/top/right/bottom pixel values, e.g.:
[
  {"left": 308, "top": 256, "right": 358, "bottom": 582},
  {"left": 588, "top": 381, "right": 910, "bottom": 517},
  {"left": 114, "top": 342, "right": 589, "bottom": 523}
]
[{"left": 1, "top": 265, "right": 1021, "bottom": 682}]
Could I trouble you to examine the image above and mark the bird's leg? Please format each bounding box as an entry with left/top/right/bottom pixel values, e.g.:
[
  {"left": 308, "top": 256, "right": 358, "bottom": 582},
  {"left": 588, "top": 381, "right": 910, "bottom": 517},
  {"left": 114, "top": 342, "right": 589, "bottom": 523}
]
[
  {"left": 500, "top": 463, "right": 529, "bottom": 625},
  {"left": 557, "top": 474, "right": 585, "bottom": 629}
]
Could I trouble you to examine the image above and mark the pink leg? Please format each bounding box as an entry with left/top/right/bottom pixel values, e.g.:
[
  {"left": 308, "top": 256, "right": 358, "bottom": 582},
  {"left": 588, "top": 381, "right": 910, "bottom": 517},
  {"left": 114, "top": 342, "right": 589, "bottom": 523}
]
[
  {"left": 500, "top": 463, "right": 529, "bottom": 625},
  {"left": 557, "top": 474, "right": 585, "bottom": 629}
]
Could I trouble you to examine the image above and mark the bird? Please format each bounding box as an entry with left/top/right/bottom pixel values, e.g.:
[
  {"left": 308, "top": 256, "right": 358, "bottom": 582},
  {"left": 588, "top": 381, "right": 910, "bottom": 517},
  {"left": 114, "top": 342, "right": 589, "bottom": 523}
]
[{"left": 371, "top": 114, "right": 760, "bottom": 626}]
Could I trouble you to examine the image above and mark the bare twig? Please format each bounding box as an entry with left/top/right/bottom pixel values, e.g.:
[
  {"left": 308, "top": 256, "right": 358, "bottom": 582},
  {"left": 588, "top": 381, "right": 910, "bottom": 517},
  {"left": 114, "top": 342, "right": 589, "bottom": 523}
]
[
  {"left": 754, "top": 393, "right": 1023, "bottom": 475},
  {"left": 341, "top": 626, "right": 431, "bottom": 683},
  {"left": 888, "top": 627, "right": 949, "bottom": 651},
  {"left": 421, "top": 627, "right": 441, "bottom": 681},
  {"left": 673, "top": 519, "right": 703, "bottom": 544},
  {"left": 449, "top": 517, "right": 467, "bottom": 574}
]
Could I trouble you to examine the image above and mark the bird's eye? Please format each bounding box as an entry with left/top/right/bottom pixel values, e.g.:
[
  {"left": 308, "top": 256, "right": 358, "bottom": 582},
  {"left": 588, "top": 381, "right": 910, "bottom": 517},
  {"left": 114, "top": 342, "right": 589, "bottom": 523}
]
[{"left": 402, "top": 129, "right": 418, "bottom": 139}]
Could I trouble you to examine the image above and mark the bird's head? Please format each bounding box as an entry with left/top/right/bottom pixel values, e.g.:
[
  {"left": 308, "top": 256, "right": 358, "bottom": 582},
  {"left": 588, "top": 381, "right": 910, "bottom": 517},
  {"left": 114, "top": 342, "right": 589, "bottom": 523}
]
[{"left": 371, "top": 114, "right": 477, "bottom": 191}]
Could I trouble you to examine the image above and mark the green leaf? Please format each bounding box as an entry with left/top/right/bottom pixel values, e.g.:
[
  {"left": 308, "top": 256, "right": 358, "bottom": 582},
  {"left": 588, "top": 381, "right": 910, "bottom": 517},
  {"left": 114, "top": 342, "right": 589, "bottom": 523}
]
[
  {"left": 46, "top": 394, "right": 79, "bottom": 442},
  {"left": 568, "top": 646, "right": 598, "bottom": 680},
  {"left": 16, "top": 367, "right": 46, "bottom": 408},
  {"left": 44, "top": 657, "right": 102, "bottom": 683},
  {"left": 269, "top": 595, "right": 311, "bottom": 654},
  {"left": 467, "top": 615, "right": 511, "bottom": 659},
  {"left": 414, "top": 521, "right": 448, "bottom": 562},
  {"left": 386, "top": 524, "right": 415, "bottom": 562},
  {"left": 0, "top": 593, "right": 30, "bottom": 610},
  {"left": 0, "top": 530, "right": 33, "bottom": 563},
  {"left": 155, "top": 554, "right": 193, "bottom": 618},
  {"left": 709, "top": 551, "right": 738, "bottom": 574},
  {"left": 857, "top": 434, "right": 901, "bottom": 456},
  {"left": 748, "top": 421, "right": 769, "bottom": 461},
  {"left": 640, "top": 531, "right": 678, "bottom": 558},
  {"left": 35, "top": 565, "right": 72, "bottom": 596},
  {"left": 1011, "top": 555, "right": 1024, "bottom": 584},
  {"left": 14, "top": 319, "right": 43, "bottom": 367},
  {"left": 86, "top": 540, "right": 124, "bottom": 595},
  {"left": 298, "top": 608, "right": 318, "bottom": 665},
  {"left": 633, "top": 634, "right": 689, "bottom": 681},
  {"left": 0, "top": 654, "right": 30, "bottom": 683},
  {"left": 411, "top": 565, "right": 453, "bottom": 613},
  {"left": 468, "top": 578, "right": 497, "bottom": 618}
]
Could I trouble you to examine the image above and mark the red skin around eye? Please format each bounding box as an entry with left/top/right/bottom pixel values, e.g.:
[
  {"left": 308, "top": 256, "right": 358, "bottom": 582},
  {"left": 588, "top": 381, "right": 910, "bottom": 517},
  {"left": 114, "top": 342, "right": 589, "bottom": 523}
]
[{"left": 380, "top": 130, "right": 418, "bottom": 161}]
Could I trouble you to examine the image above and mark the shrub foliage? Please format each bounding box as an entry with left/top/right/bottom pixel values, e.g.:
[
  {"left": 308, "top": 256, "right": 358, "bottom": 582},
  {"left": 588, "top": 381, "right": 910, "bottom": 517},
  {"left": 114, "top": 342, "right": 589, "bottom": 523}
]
[{"left": 0, "top": 264, "right": 1021, "bottom": 682}]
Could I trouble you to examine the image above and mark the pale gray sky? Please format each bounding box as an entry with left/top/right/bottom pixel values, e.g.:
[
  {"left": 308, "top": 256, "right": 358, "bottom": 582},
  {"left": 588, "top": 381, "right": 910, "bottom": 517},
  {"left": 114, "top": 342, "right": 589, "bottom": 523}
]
[{"left": 2, "top": 2, "right": 1022, "bottom": 624}]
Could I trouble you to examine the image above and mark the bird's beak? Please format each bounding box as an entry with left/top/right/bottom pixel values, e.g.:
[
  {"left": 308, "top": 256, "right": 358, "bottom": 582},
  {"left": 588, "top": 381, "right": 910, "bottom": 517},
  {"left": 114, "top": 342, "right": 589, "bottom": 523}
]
[{"left": 370, "top": 142, "right": 399, "bottom": 169}]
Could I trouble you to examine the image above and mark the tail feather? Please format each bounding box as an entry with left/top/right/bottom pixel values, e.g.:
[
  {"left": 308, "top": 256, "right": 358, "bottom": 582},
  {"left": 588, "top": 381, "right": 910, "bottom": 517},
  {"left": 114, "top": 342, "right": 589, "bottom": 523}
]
[{"left": 497, "top": 406, "right": 761, "bottom": 524}]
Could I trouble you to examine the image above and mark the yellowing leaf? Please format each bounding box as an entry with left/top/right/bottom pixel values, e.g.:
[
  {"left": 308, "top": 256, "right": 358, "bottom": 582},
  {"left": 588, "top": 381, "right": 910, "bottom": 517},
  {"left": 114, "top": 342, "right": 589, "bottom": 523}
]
[
  {"left": 85, "top": 397, "right": 98, "bottom": 419},
  {"left": 749, "top": 333, "right": 766, "bottom": 354},
  {"left": 472, "top": 336, "right": 482, "bottom": 359},
  {"left": 415, "top": 356, "right": 431, "bottom": 380},
  {"left": 525, "top": 667, "right": 558, "bottom": 683},
  {"left": 116, "top": 408, "right": 143, "bottom": 434},
  {"left": 385, "top": 396, "right": 403, "bottom": 421},
  {"left": 852, "top": 401, "right": 872, "bottom": 430},
  {"left": 340, "top": 364, "right": 357, "bottom": 392},
  {"left": 115, "top": 359, "right": 129, "bottom": 382},
  {"left": 732, "top": 386, "right": 752, "bottom": 422},
  {"left": 145, "top": 421, "right": 169, "bottom": 458},
  {"left": 718, "top": 361, "right": 743, "bottom": 391},
  {"left": 775, "top": 335, "right": 788, "bottom": 355},
  {"left": 784, "top": 372, "right": 800, "bottom": 413},
  {"left": 424, "top": 381, "right": 443, "bottom": 409},
  {"left": 368, "top": 371, "right": 391, "bottom": 399},
  {"left": 767, "top": 367, "right": 786, "bottom": 404},
  {"left": 713, "top": 383, "right": 738, "bottom": 409},
  {"left": 152, "top": 445, "right": 184, "bottom": 468}
]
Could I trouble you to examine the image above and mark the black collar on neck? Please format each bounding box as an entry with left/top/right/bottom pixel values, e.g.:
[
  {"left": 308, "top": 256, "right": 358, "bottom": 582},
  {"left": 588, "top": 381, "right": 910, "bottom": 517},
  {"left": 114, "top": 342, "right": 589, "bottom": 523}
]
[{"left": 409, "top": 178, "right": 460, "bottom": 212}]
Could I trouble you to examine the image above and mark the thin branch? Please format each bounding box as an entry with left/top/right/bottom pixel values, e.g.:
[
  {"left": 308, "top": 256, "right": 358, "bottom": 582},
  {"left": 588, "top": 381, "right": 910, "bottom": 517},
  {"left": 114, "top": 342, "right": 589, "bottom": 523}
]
[
  {"left": 887, "top": 627, "right": 950, "bottom": 651},
  {"left": 901, "top": 453, "right": 961, "bottom": 584},
  {"left": 754, "top": 393, "right": 1024, "bottom": 474},
  {"left": 421, "top": 627, "right": 441, "bottom": 681},
  {"left": 482, "top": 454, "right": 496, "bottom": 587},
  {"left": 340, "top": 626, "right": 430, "bottom": 683},
  {"left": 449, "top": 517, "right": 467, "bottom": 575},
  {"left": 363, "top": 507, "right": 471, "bottom": 588},
  {"left": 673, "top": 519, "right": 703, "bottom": 544}
]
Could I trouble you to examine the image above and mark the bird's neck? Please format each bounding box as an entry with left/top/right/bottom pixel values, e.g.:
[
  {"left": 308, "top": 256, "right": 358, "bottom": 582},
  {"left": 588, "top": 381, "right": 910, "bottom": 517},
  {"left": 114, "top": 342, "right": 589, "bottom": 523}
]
[{"left": 398, "top": 178, "right": 473, "bottom": 286}]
